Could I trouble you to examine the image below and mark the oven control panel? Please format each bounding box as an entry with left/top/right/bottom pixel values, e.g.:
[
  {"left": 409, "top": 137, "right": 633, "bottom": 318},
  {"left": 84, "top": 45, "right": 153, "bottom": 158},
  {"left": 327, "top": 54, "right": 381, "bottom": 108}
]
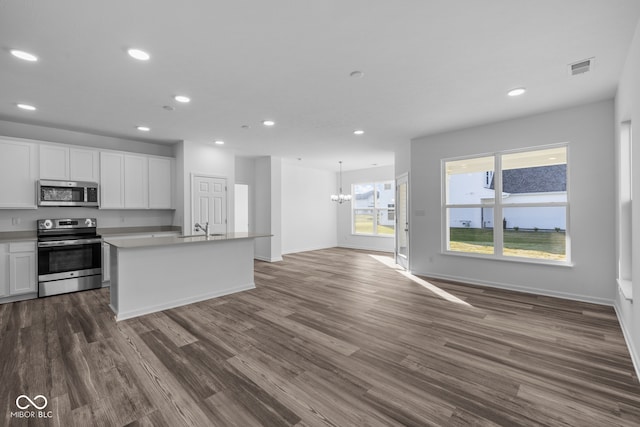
[{"left": 37, "top": 218, "right": 97, "bottom": 230}]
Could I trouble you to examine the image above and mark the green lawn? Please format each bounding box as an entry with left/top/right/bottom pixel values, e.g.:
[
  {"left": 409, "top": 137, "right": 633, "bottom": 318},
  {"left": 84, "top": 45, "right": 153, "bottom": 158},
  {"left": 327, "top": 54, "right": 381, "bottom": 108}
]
[
  {"left": 449, "top": 227, "right": 566, "bottom": 260},
  {"left": 354, "top": 214, "right": 394, "bottom": 235}
]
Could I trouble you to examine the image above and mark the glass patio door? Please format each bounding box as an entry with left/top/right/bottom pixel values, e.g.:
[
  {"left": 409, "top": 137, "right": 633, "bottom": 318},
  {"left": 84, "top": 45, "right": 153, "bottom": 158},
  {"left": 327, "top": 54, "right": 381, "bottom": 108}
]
[{"left": 396, "top": 174, "right": 409, "bottom": 270}]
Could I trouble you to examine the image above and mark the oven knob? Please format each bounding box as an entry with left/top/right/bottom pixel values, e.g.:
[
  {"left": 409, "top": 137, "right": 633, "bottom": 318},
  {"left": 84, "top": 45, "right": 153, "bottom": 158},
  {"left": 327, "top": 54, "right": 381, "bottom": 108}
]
[
  {"left": 85, "top": 218, "right": 94, "bottom": 227},
  {"left": 42, "top": 219, "right": 53, "bottom": 229}
]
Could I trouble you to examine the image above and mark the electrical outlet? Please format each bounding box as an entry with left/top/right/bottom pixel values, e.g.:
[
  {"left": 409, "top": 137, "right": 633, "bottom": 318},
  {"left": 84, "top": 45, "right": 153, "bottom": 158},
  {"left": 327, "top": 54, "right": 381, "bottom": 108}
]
[
  {"left": 11, "top": 217, "right": 21, "bottom": 225},
  {"left": 120, "top": 217, "right": 125, "bottom": 223}
]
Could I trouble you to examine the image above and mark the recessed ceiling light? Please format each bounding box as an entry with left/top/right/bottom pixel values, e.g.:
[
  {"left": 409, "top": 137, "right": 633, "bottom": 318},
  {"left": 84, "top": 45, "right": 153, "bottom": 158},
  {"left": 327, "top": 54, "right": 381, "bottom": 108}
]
[
  {"left": 17, "top": 103, "right": 36, "bottom": 111},
  {"left": 127, "top": 48, "right": 150, "bottom": 61},
  {"left": 262, "top": 120, "right": 275, "bottom": 126},
  {"left": 353, "top": 130, "right": 364, "bottom": 135},
  {"left": 10, "top": 49, "right": 38, "bottom": 62},
  {"left": 214, "top": 140, "right": 225, "bottom": 145},
  {"left": 507, "top": 87, "right": 526, "bottom": 97},
  {"left": 350, "top": 70, "right": 364, "bottom": 78},
  {"left": 136, "top": 126, "right": 150, "bottom": 132},
  {"left": 174, "top": 95, "right": 190, "bottom": 103}
]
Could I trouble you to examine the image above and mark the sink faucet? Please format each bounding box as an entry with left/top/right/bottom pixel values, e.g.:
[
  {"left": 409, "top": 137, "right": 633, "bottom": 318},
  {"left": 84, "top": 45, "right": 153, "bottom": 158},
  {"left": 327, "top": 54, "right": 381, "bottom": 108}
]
[{"left": 194, "top": 222, "right": 209, "bottom": 236}]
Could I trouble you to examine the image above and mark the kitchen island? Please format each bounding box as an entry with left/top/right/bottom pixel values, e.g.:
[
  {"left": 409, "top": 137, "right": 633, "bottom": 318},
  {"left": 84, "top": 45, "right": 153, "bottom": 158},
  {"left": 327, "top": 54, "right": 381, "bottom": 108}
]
[{"left": 105, "top": 232, "right": 269, "bottom": 321}]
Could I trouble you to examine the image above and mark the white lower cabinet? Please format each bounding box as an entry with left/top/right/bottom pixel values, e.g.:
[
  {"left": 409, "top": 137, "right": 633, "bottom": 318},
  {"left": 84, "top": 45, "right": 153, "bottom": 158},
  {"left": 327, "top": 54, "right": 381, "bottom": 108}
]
[
  {"left": 0, "top": 244, "right": 8, "bottom": 297},
  {"left": 6, "top": 242, "right": 36, "bottom": 296}
]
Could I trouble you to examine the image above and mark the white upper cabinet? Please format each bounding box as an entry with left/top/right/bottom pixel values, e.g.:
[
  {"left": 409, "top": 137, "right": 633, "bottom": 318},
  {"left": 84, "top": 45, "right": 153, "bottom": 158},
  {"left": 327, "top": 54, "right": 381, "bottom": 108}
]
[
  {"left": 148, "top": 156, "right": 173, "bottom": 209},
  {"left": 40, "top": 144, "right": 69, "bottom": 180},
  {"left": 0, "top": 138, "right": 38, "bottom": 209},
  {"left": 100, "top": 151, "right": 172, "bottom": 210},
  {"left": 69, "top": 147, "right": 100, "bottom": 181},
  {"left": 40, "top": 144, "right": 99, "bottom": 182},
  {"left": 100, "top": 151, "right": 125, "bottom": 208},
  {"left": 124, "top": 154, "right": 149, "bottom": 208}
]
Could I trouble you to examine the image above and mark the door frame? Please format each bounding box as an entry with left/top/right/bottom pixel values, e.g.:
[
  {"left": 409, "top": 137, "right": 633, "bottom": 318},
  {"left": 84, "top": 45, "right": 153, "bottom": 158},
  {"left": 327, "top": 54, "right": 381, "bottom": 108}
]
[
  {"left": 395, "top": 173, "right": 409, "bottom": 270},
  {"left": 190, "top": 173, "right": 228, "bottom": 234}
]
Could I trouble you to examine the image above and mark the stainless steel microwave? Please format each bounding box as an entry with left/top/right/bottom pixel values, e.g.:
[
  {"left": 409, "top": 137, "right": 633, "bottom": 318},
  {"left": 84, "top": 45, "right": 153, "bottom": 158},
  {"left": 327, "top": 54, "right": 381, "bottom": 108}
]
[{"left": 38, "top": 180, "right": 100, "bottom": 207}]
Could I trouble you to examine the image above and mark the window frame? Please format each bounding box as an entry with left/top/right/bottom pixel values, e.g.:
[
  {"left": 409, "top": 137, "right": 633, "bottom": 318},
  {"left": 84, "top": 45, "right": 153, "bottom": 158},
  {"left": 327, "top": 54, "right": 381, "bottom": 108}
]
[
  {"left": 441, "top": 143, "right": 571, "bottom": 266},
  {"left": 351, "top": 181, "right": 395, "bottom": 237}
]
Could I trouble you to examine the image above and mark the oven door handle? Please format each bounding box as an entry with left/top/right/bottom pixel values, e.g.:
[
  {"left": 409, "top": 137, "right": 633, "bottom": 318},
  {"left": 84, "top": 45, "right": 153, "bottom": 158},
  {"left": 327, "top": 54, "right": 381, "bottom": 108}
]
[{"left": 37, "top": 238, "right": 102, "bottom": 248}]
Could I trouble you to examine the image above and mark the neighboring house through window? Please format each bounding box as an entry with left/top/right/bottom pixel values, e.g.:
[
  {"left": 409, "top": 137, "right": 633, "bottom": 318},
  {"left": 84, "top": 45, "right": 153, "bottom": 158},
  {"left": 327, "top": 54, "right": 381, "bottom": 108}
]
[
  {"left": 353, "top": 181, "right": 395, "bottom": 236},
  {"left": 443, "top": 145, "right": 569, "bottom": 263}
]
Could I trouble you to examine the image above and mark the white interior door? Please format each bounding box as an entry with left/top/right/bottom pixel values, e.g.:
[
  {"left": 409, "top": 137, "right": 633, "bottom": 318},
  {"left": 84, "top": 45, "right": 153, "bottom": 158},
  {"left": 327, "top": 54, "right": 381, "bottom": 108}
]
[
  {"left": 234, "top": 184, "right": 249, "bottom": 232},
  {"left": 396, "top": 174, "right": 409, "bottom": 270},
  {"left": 192, "top": 175, "right": 227, "bottom": 234}
]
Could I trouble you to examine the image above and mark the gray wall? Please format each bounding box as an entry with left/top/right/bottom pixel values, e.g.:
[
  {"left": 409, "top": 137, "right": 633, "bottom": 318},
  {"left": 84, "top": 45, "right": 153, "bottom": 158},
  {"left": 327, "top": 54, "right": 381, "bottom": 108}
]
[
  {"left": 0, "top": 120, "right": 174, "bottom": 157},
  {"left": 409, "top": 100, "right": 615, "bottom": 304},
  {"left": 614, "top": 17, "right": 640, "bottom": 376}
]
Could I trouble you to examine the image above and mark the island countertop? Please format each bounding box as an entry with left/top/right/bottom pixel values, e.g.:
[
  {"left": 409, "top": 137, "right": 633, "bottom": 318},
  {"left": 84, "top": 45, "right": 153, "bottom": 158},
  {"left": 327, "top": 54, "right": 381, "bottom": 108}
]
[{"left": 104, "top": 232, "right": 270, "bottom": 249}]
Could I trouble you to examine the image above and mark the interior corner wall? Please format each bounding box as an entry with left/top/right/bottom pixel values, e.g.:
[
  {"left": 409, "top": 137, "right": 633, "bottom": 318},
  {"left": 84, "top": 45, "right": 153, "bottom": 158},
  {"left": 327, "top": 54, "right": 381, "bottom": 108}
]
[
  {"left": 614, "top": 17, "right": 640, "bottom": 378},
  {"left": 180, "top": 140, "right": 235, "bottom": 234},
  {"left": 254, "top": 156, "right": 282, "bottom": 262},
  {"left": 235, "top": 156, "right": 256, "bottom": 233},
  {"left": 410, "top": 100, "right": 615, "bottom": 304},
  {"left": 337, "top": 165, "right": 395, "bottom": 252},
  {"left": 395, "top": 141, "right": 411, "bottom": 178},
  {"left": 281, "top": 162, "right": 337, "bottom": 254}
]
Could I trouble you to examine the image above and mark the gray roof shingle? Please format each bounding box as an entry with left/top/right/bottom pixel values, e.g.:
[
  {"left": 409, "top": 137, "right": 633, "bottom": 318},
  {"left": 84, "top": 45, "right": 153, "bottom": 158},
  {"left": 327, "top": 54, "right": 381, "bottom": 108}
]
[{"left": 491, "top": 165, "right": 566, "bottom": 193}]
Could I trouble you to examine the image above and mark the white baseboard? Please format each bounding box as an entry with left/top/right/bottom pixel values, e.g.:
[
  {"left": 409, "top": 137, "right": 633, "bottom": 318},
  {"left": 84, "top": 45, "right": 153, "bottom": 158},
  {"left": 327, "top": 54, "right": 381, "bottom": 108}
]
[
  {"left": 338, "top": 244, "right": 394, "bottom": 253},
  {"left": 254, "top": 255, "right": 283, "bottom": 262},
  {"left": 282, "top": 244, "right": 336, "bottom": 255},
  {"left": 115, "top": 282, "right": 255, "bottom": 321},
  {"left": 613, "top": 302, "right": 640, "bottom": 381},
  {"left": 0, "top": 292, "right": 37, "bottom": 304},
  {"left": 413, "top": 271, "right": 614, "bottom": 306}
]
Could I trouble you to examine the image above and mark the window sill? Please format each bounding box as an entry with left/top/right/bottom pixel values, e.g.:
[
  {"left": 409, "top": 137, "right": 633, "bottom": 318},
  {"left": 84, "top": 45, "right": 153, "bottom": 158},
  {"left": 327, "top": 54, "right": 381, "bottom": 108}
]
[
  {"left": 441, "top": 249, "right": 574, "bottom": 267},
  {"left": 617, "top": 279, "right": 633, "bottom": 302}
]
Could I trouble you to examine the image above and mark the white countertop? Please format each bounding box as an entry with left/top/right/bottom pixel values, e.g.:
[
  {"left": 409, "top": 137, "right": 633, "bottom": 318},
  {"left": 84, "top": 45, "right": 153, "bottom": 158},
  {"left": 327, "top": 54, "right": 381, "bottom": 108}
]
[{"left": 104, "top": 232, "right": 270, "bottom": 249}]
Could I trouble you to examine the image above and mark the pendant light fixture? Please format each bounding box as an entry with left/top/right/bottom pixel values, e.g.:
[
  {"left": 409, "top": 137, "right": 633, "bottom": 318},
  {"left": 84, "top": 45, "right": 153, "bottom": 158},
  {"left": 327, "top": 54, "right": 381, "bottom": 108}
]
[{"left": 331, "top": 161, "right": 352, "bottom": 203}]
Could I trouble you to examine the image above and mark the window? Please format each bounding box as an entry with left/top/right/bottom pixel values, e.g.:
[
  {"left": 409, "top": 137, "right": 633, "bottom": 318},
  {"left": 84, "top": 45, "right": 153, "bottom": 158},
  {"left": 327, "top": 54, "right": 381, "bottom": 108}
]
[
  {"left": 443, "top": 145, "right": 569, "bottom": 263},
  {"left": 353, "top": 181, "right": 395, "bottom": 236}
]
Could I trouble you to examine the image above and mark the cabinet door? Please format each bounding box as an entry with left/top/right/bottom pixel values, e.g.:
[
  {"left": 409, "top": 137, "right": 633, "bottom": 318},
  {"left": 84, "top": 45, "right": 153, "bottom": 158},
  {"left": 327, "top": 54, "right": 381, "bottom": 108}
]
[
  {"left": 9, "top": 251, "right": 36, "bottom": 295},
  {"left": 70, "top": 148, "right": 99, "bottom": 182},
  {"left": 148, "top": 157, "right": 173, "bottom": 209},
  {"left": 0, "top": 244, "right": 8, "bottom": 297},
  {"left": 100, "top": 152, "right": 125, "bottom": 208},
  {"left": 0, "top": 139, "right": 38, "bottom": 208},
  {"left": 124, "top": 154, "right": 149, "bottom": 208},
  {"left": 40, "top": 145, "right": 69, "bottom": 180}
]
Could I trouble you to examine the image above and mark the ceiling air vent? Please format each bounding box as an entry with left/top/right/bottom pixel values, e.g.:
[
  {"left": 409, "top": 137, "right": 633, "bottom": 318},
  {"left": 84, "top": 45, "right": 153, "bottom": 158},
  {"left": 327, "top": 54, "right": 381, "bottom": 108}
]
[{"left": 568, "top": 58, "right": 593, "bottom": 76}]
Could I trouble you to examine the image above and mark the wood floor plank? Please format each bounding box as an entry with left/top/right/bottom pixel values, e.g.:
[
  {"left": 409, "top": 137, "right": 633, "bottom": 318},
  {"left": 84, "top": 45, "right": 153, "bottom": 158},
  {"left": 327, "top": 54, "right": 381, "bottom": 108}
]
[{"left": 1, "top": 247, "right": 639, "bottom": 426}]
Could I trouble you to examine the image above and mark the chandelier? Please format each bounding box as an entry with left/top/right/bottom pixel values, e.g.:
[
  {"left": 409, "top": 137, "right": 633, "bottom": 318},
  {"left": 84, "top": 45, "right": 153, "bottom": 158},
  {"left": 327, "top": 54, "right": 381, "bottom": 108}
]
[{"left": 331, "top": 161, "right": 352, "bottom": 203}]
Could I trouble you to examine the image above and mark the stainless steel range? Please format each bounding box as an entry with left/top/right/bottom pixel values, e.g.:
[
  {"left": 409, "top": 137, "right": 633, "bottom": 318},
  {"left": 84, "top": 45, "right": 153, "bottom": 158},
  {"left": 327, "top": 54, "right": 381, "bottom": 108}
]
[{"left": 37, "top": 218, "right": 103, "bottom": 297}]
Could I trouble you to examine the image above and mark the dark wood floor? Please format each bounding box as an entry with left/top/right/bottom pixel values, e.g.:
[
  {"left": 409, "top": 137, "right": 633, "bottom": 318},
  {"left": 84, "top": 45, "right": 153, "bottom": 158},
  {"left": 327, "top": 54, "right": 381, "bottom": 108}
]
[{"left": 1, "top": 248, "right": 639, "bottom": 426}]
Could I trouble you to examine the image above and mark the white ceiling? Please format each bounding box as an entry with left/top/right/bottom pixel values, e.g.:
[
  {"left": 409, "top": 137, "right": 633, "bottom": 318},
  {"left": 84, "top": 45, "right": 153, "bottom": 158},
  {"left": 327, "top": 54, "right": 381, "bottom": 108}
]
[{"left": 1, "top": 0, "right": 639, "bottom": 171}]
